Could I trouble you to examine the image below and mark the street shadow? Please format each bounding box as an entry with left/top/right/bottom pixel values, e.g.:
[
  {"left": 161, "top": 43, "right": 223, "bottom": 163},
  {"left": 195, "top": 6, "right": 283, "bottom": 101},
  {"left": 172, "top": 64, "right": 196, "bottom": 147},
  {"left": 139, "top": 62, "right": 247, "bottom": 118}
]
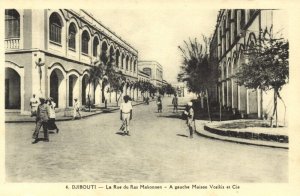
[
  {"left": 176, "top": 134, "right": 189, "bottom": 138},
  {"left": 102, "top": 110, "right": 113, "bottom": 113},
  {"left": 115, "top": 132, "right": 125, "bottom": 136},
  {"left": 157, "top": 114, "right": 183, "bottom": 119},
  {"left": 32, "top": 138, "right": 46, "bottom": 143}
]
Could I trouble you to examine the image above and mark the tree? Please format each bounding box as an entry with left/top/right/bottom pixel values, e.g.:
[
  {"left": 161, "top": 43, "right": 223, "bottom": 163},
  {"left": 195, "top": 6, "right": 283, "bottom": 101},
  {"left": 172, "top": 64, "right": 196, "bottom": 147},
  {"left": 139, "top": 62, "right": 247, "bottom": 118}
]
[
  {"left": 234, "top": 26, "right": 289, "bottom": 127},
  {"left": 178, "top": 36, "right": 217, "bottom": 121},
  {"left": 86, "top": 63, "right": 103, "bottom": 111},
  {"left": 86, "top": 48, "right": 119, "bottom": 109},
  {"left": 107, "top": 70, "right": 126, "bottom": 106}
]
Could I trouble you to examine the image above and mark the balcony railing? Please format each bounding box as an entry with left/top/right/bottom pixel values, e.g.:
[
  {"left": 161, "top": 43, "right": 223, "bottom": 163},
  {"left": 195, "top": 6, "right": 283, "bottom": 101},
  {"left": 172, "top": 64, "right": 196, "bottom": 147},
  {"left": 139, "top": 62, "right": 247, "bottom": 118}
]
[{"left": 5, "top": 38, "right": 20, "bottom": 50}]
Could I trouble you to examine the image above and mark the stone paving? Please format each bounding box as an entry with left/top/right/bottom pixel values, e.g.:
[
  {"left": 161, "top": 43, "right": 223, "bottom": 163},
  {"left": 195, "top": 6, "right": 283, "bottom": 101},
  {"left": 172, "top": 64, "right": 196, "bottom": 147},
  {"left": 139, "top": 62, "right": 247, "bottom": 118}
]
[{"left": 5, "top": 97, "right": 288, "bottom": 182}]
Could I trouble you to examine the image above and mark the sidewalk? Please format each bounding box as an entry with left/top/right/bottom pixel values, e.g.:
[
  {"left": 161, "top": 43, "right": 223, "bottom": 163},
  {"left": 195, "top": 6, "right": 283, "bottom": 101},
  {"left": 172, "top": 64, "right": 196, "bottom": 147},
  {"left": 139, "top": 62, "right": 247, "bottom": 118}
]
[
  {"left": 5, "top": 101, "right": 146, "bottom": 123},
  {"left": 195, "top": 119, "right": 289, "bottom": 149}
]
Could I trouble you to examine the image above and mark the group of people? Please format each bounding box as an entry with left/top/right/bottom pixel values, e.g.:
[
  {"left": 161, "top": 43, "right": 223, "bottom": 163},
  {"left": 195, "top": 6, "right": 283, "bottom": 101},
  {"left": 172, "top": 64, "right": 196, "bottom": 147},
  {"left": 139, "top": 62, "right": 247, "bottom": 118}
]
[
  {"left": 30, "top": 92, "right": 195, "bottom": 142},
  {"left": 31, "top": 95, "right": 59, "bottom": 144},
  {"left": 157, "top": 94, "right": 195, "bottom": 138}
]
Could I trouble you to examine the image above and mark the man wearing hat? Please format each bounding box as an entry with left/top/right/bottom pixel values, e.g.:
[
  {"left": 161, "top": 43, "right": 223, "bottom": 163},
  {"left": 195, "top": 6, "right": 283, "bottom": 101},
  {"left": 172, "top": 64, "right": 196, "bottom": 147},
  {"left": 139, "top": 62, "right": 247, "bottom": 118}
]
[
  {"left": 32, "top": 96, "right": 50, "bottom": 144},
  {"left": 73, "top": 98, "right": 82, "bottom": 120}
]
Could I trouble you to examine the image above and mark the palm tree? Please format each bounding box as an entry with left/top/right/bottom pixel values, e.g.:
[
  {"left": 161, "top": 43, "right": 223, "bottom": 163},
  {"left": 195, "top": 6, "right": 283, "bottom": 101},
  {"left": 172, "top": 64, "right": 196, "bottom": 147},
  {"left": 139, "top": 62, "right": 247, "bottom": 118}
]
[{"left": 86, "top": 64, "right": 103, "bottom": 111}]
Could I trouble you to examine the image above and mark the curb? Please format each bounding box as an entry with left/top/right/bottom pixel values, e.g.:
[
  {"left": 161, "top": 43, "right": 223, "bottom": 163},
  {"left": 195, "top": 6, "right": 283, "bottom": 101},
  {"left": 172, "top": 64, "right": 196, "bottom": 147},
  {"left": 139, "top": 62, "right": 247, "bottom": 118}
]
[
  {"left": 5, "top": 102, "right": 145, "bottom": 123},
  {"left": 195, "top": 127, "right": 288, "bottom": 149}
]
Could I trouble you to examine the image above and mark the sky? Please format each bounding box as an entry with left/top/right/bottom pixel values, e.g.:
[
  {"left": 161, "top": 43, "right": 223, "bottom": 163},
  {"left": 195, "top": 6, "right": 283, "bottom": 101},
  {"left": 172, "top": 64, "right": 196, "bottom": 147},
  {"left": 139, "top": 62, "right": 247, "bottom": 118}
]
[{"left": 89, "top": 9, "right": 218, "bottom": 83}]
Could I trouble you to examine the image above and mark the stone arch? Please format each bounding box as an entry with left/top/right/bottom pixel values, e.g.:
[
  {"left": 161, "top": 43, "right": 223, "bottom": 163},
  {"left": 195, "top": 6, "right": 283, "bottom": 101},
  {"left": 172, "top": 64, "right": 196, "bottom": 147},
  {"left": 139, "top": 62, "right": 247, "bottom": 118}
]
[
  {"left": 67, "top": 71, "right": 80, "bottom": 107},
  {"left": 5, "top": 67, "right": 21, "bottom": 109},
  {"left": 81, "top": 72, "right": 89, "bottom": 105},
  {"left": 121, "top": 52, "right": 125, "bottom": 69},
  {"left": 5, "top": 61, "right": 24, "bottom": 110},
  {"left": 48, "top": 64, "right": 67, "bottom": 108},
  {"left": 109, "top": 44, "right": 115, "bottom": 63},
  {"left": 125, "top": 55, "right": 129, "bottom": 71},
  {"left": 115, "top": 48, "right": 120, "bottom": 67},
  {"left": 48, "top": 10, "right": 65, "bottom": 27},
  {"left": 92, "top": 34, "right": 100, "bottom": 57},
  {"left": 129, "top": 56, "right": 133, "bottom": 72},
  {"left": 246, "top": 32, "right": 257, "bottom": 48},
  {"left": 81, "top": 28, "right": 91, "bottom": 55},
  {"left": 67, "top": 19, "right": 79, "bottom": 50},
  {"left": 48, "top": 11, "right": 66, "bottom": 45}
]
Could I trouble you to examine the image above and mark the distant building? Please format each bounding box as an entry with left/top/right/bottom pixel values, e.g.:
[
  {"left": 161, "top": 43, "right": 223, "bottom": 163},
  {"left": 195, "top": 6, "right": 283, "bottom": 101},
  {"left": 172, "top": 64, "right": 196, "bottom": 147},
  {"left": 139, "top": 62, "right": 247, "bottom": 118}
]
[
  {"left": 138, "top": 61, "right": 164, "bottom": 88},
  {"left": 209, "top": 9, "right": 288, "bottom": 122},
  {"left": 138, "top": 70, "right": 150, "bottom": 83},
  {"left": 5, "top": 9, "right": 138, "bottom": 114},
  {"left": 172, "top": 82, "right": 196, "bottom": 99}
]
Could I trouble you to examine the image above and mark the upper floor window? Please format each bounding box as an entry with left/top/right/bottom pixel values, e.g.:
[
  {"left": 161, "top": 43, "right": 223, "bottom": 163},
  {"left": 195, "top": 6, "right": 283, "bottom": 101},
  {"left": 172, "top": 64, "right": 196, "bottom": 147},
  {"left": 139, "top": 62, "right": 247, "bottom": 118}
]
[
  {"left": 116, "top": 50, "right": 120, "bottom": 67},
  {"left": 143, "top": 68, "right": 151, "bottom": 77},
  {"left": 109, "top": 47, "right": 114, "bottom": 63},
  {"left": 93, "top": 37, "right": 99, "bottom": 57},
  {"left": 5, "top": 9, "right": 20, "bottom": 39},
  {"left": 49, "top": 13, "right": 62, "bottom": 44},
  {"left": 130, "top": 58, "right": 132, "bottom": 71},
  {"left": 240, "top": 10, "right": 246, "bottom": 29},
  {"left": 126, "top": 56, "right": 129, "bottom": 70},
  {"left": 121, "top": 54, "right": 125, "bottom": 69},
  {"left": 234, "top": 10, "right": 238, "bottom": 37},
  {"left": 68, "top": 23, "right": 77, "bottom": 50},
  {"left": 81, "top": 30, "right": 90, "bottom": 54},
  {"left": 249, "top": 9, "right": 256, "bottom": 17},
  {"left": 133, "top": 61, "right": 136, "bottom": 72}
]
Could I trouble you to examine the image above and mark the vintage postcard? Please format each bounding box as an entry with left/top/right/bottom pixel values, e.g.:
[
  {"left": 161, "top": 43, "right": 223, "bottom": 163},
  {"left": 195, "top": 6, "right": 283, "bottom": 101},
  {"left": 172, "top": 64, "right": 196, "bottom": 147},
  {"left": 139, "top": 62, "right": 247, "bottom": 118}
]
[{"left": 1, "top": 0, "right": 300, "bottom": 195}]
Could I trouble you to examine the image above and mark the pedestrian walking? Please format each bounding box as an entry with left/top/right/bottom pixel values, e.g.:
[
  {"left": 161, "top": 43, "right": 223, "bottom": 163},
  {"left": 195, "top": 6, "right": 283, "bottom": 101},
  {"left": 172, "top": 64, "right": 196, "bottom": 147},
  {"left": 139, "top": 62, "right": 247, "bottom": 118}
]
[
  {"left": 30, "top": 94, "right": 39, "bottom": 117},
  {"left": 32, "top": 97, "right": 50, "bottom": 144},
  {"left": 47, "top": 97, "right": 59, "bottom": 133},
  {"left": 120, "top": 95, "right": 133, "bottom": 136},
  {"left": 172, "top": 94, "right": 178, "bottom": 113},
  {"left": 73, "top": 98, "right": 82, "bottom": 120},
  {"left": 184, "top": 101, "right": 195, "bottom": 138},
  {"left": 157, "top": 96, "right": 162, "bottom": 113}
]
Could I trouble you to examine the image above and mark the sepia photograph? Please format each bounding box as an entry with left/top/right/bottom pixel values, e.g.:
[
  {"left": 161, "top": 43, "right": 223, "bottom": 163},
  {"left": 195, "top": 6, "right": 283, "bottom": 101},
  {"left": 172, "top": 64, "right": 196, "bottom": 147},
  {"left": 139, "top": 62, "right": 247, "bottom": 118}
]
[{"left": 1, "top": 0, "right": 300, "bottom": 195}]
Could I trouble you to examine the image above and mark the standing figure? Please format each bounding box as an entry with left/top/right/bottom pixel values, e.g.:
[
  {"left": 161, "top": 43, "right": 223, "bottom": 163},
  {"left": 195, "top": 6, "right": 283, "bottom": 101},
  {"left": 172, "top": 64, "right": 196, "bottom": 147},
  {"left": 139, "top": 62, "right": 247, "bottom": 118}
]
[
  {"left": 48, "top": 97, "right": 59, "bottom": 133},
  {"left": 157, "top": 96, "right": 162, "bottom": 113},
  {"left": 120, "top": 95, "right": 133, "bottom": 136},
  {"left": 172, "top": 94, "right": 178, "bottom": 113},
  {"left": 30, "top": 94, "right": 39, "bottom": 117},
  {"left": 32, "top": 97, "right": 50, "bottom": 144},
  {"left": 73, "top": 98, "right": 82, "bottom": 120},
  {"left": 185, "top": 102, "right": 195, "bottom": 138}
]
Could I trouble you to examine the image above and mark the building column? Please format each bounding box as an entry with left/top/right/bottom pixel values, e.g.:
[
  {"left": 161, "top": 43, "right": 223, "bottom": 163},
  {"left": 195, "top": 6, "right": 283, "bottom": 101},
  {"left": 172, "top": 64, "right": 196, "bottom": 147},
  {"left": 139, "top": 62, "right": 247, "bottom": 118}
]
[{"left": 78, "top": 78, "right": 82, "bottom": 107}]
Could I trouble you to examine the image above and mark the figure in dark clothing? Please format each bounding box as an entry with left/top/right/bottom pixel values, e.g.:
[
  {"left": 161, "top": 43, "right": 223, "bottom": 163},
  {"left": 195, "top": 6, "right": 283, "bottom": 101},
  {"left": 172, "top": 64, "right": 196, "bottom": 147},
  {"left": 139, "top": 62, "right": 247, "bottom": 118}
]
[{"left": 32, "top": 97, "right": 50, "bottom": 144}]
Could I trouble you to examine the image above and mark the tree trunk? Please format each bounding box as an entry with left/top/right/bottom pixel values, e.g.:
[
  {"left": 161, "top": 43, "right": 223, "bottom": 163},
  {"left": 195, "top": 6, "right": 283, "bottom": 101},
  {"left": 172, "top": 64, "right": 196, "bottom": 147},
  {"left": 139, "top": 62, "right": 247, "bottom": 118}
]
[
  {"left": 219, "top": 100, "right": 222, "bottom": 121},
  {"left": 109, "top": 91, "right": 111, "bottom": 103},
  {"left": 117, "top": 91, "right": 123, "bottom": 107},
  {"left": 206, "top": 88, "right": 212, "bottom": 122},
  {"left": 115, "top": 91, "right": 118, "bottom": 106},
  {"left": 271, "top": 89, "right": 278, "bottom": 127},
  {"left": 277, "top": 91, "right": 286, "bottom": 126}
]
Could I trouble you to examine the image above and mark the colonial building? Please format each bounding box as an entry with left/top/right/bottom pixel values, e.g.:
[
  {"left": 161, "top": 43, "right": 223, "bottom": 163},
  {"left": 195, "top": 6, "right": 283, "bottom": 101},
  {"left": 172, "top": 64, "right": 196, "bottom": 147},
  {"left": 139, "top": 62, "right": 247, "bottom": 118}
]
[
  {"left": 138, "top": 70, "right": 150, "bottom": 83},
  {"left": 137, "top": 70, "right": 151, "bottom": 98},
  {"left": 210, "top": 9, "right": 287, "bottom": 121},
  {"left": 138, "top": 60, "right": 164, "bottom": 88},
  {"left": 5, "top": 9, "right": 138, "bottom": 114}
]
